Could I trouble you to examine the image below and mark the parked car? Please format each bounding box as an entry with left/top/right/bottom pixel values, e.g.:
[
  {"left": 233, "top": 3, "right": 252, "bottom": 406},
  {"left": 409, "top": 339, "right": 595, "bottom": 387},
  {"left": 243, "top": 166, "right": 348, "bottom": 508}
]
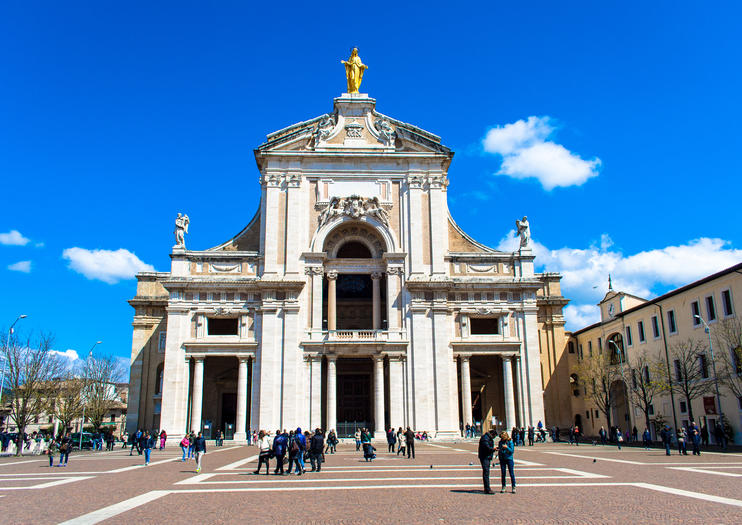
[{"left": 70, "top": 432, "right": 94, "bottom": 450}]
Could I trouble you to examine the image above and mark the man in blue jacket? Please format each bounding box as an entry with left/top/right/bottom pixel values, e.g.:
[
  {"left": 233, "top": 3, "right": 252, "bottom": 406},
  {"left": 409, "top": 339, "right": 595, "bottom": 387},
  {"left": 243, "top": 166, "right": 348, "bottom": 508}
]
[
  {"left": 478, "top": 429, "right": 497, "bottom": 494},
  {"left": 193, "top": 432, "right": 207, "bottom": 473},
  {"left": 272, "top": 429, "right": 288, "bottom": 475}
]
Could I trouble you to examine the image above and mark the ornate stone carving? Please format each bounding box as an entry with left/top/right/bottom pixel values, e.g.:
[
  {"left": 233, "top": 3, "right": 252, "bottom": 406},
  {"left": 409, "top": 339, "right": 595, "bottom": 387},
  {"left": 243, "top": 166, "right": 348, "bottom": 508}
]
[
  {"left": 313, "top": 114, "right": 336, "bottom": 146},
  {"left": 374, "top": 117, "right": 395, "bottom": 146},
  {"left": 515, "top": 216, "right": 530, "bottom": 248},
  {"left": 304, "top": 266, "right": 324, "bottom": 276},
  {"left": 324, "top": 223, "right": 385, "bottom": 257},
  {"left": 318, "top": 195, "right": 389, "bottom": 227},
  {"left": 370, "top": 271, "right": 383, "bottom": 280},
  {"left": 326, "top": 270, "right": 338, "bottom": 280},
  {"left": 408, "top": 174, "right": 448, "bottom": 189},
  {"left": 174, "top": 213, "right": 189, "bottom": 248},
  {"left": 345, "top": 122, "right": 363, "bottom": 139}
]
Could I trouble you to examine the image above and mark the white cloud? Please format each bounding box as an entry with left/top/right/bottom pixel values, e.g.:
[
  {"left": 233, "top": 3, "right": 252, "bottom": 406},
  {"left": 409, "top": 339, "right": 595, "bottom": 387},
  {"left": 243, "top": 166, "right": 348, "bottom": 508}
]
[
  {"left": 0, "top": 230, "right": 30, "bottom": 246},
  {"left": 62, "top": 247, "right": 155, "bottom": 284},
  {"left": 7, "top": 260, "right": 31, "bottom": 273},
  {"left": 50, "top": 349, "right": 80, "bottom": 362},
  {"left": 498, "top": 232, "right": 742, "bottom": 331},
  {"left": 483, "top": 116, "right": 600, "bottom": 190}
]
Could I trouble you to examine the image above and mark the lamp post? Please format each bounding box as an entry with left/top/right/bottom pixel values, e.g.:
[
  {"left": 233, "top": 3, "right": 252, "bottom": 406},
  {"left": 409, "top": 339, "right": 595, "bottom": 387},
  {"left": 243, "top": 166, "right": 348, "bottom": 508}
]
[
  {"left": 79, "top": 341, "right": 102, "bottom": 450},
  {"left": 1, "top": 315, "right": 27, "bottom": 406},
  {"left": 694, "top": 315, "right": 723, "bottom": 420},
  {"left": 609, "top": 340, "right": 631, "bottom": 432}
]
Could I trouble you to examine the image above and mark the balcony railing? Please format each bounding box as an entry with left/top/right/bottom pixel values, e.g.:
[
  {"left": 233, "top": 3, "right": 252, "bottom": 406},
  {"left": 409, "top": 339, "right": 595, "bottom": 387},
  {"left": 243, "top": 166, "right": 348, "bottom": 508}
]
[{"left": 328, "top": 330, "right": 382, "bottom": 341}]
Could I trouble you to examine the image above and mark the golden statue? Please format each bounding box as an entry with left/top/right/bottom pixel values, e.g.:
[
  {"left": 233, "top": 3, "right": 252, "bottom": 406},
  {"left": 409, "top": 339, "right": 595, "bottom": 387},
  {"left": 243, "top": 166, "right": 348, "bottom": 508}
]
[{"left": 341, "top": 48, "right": 368, "bottom": 94}]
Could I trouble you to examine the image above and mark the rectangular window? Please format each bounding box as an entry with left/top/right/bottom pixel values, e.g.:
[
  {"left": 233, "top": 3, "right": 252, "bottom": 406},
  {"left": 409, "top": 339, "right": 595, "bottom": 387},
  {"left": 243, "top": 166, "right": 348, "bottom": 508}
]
[
  {"left": 674, "top": 359, "right": 682, "bottom": 382},
  {"left": 469, "top": 317, "right": 499, "bottom": 335},
  {"left": 699, "top": 354, "right": 709, "bottom": 379},
  {"left": 680, "top": 400, "right": 687, "bottom": 413},
  {"left": 594, "top": 410, "right": 599, "bottom": 418},
  {"left": 691, "top": 301, "right": 701, "bottom": 326},
  {"left": 207, "top": 317, "right": 239, "bottom": 336},
  {"left": 586, "top": 411, "right": 590, "bottom": 419},
  {"left": 598, "top": 337, "right": 602, "bottom": 353},
  {"left": 588, "top": 341, "right": 593, "bottom": 357},
  {"left": 625, "top": 326, "right": 633, "bottom": 346},
  {"left": 158, "top": 332, "right": 166, "bottom": 352},
  {"left": 568, "top": 341, "right": 575, "bottom": 354},
  {"left": 651, "top": 315, "right": 660, "bottom": 338},
  {"left": 706, "top": 296, "right": 716, "bottom": 321},
  {"left": 667, "top": 310, "right": 677, "bottom": 334},
  {"left": 722, "top": 290, "right": 734, "bottom": 317},
  {"left": 579, "top": 344, "right": 584, "bottom": 360},
  {"left": 638, "top": 321, "right": 646, "bottom": 342}
]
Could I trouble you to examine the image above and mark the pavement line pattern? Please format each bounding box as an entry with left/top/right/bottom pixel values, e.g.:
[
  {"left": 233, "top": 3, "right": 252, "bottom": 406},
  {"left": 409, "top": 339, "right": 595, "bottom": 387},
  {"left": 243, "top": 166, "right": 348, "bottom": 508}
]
[
  {"left": 543, "top": 452, "right": 644, "bottom": 465},
  {"left": 633, "top": 482, "right": 742, "bottom": 507},
  {"left": 57, "top": 490, "right": 171, "bottom": 525},
  {"left": 666, "top": 466, "right": 742, "bottom": 477},
  {"left": 216, "top": 454, "right": 258, "bottom": 470},
  {"left": 0, "top": 476, "right": 94, "bottom": 490}
]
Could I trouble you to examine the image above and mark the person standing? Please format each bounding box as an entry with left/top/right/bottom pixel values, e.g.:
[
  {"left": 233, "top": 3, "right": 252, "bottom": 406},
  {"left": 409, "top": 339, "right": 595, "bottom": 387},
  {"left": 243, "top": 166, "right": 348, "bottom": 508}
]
[
  {"left": 193, "top": 432, "right": 206, "bottom": 473},
  {"left": 599, "top": 426, "right": 607, "bottom": 446},
  {"left": 616, "top": 429, "right": 623, "bottom": 450},
  {"left": 47, "top": 438, "right": 58, "bottom": 467},
  {"left": 159, "top": 430, "right": 167, "bottom": 450},
  {"left": 354, "top": 428, "right": 362, "bottom": 451},
  {"left": 478, "top": 429, "right": 496, "bottom": 494},
  {"left": 325, "top": 429, "right": 338, "bottom": 454},
  {"left": 700, "top": 423, "right": 709, "bottom": 447},
  {"left": 714, "top": 422, "right": 727, "bottom": 450},
  {"left": 272, "top": 429, "right": 287, "bottom": 475},
  {"left": 58, "top": 433, "right": 71, "bottom": 467},
  {"left": 404, "top": 427, "right": 415, "bottom": 459},
  {"left": 309, "top": 428, "right": 325, "bottom": 472},
  {"left": 187, "top": 430, "right": 196, "bottom": 459},
  {"left": 677, "top": 427, "right": 688, "bottom": 455},
  {"left": 396, "top": 427, "right": 406, "bottom": 457},
  {"left": 386, "top": 428, "right": 396, "bottom": 453},
  {"left": 497, "top": 431, "right": 516, "bottom": 493},
  {"left": 573, "top": 425, "right": 581, "bottom": 446},
  {"left": 642, "top": 428, "right": 652, "bottom": 450},
  {"left": 690, "top": 422, "right": 701, "bottom": 456},
  {"left": 141, "top": 431, "right": 152, "bottom": 466},
  {"left": 527, "top": 426, "right": 535, "bottom": 446},
  {"left": 660, "top": 425, "right": 672, "bottom": 456},
  {"left": 254, "top": 430, "right": 271, "bottom": 475}
]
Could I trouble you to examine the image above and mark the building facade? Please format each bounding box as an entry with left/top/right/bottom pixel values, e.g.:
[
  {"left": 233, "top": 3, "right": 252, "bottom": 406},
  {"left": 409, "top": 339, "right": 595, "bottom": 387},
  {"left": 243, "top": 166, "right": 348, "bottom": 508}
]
[
  {"left": 567, "top": 263, "right": 742, "bottom": 444},
  {"left": 126, "top": 89, "right": 571, "bottom": 442}
]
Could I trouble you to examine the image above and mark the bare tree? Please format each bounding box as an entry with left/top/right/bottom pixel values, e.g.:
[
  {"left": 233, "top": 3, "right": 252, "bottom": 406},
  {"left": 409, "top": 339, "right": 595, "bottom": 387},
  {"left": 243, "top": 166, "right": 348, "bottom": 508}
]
[
  {"left": 1, "top": 331, "right": 65, "bottom": 455},
  {"left": 82, "top": 355, "right": 125, "bottom": 431},
  {"left": 574, "top": 351, "right": 623, "bottom": 432},
  {"left": 712, "top": 317, "right": 742, "bottom": 400},
  {"left": 51, "top": 373, "right": 86, "bottom": 435},
  {"left": 627, "top": 349, "right": 669, "bottom": 434},
  {"left": 670, "top": 338, "right": 713, "bottom": 422}
]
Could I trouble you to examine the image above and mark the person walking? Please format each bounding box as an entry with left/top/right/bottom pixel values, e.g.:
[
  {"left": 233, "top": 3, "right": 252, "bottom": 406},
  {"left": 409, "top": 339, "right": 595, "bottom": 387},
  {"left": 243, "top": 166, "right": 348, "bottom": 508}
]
[
  {"left": 497, "top": 431, "right": 516, "bottom": 493},
  {"left": 254, "top": 430, "right": 271, "bottom": 475},
  {"left": 690, "top": 422, "right": 701, "bottom": 456},
  {"left": 660, "top": 425, "right": 672, "bottom": 456},
  {"left": 700, "top": 423, "right": 709, "bottom": 447},
  {"left": 642, "top": 428, "right": 652, "bottom": 450},
  {"left": 361, "top": 428, "right": 375, "bottom": 461},
  {"left": 325, "top": 429, "right": 337, "bottom": 454},
  {"left": 527, "top": 426, "right": 535, "bottom": 446},
  {"left": 58, "top": 433, "right": 71, "bottom": 467},
  {"left": 187, "top": 430, "right": 196, "bottom": 459},
  {"left": 354, "top": 428, "right": 362, "bottom": 451},
  {"left": 141, "top": 431, "right": 152, "bottom": 466},
  {"left": 272, "top": 429, "right": 287, "bottom": 475},
  {"left": 478, "top": 429, "right": 496, "bottom": 494},
  {"left": 616, "top": 428, "right": 623, "bottom": 450},
  {"left": 159, "top": 430, "right": 167, "bottom": 450},
  {"left": 573, "top": 425, "right": 581, "bottom": 446},
  {"left": 193, "top": 432, "right": 206, "bottom": 473},
  {"left": 396, "top": 427, "right": 406, "bottom": 457},
  {"left": 180, "top": 435, "right": 190, "bottom": 462},
  {"left": 599, "top": 426, "right": 607, "bottom": 446},
  {"left": 309, "top": 428, "right": 325, "bottom": 472},
  {"left": 404, "top": 427, "right": 415, "bottom": 459}
]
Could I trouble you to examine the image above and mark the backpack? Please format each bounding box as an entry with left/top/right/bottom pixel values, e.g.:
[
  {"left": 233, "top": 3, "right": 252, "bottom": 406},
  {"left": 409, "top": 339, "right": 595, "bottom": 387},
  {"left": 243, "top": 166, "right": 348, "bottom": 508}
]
[{"left": 290, "top": 437, "right": 300, "bottom": 455}]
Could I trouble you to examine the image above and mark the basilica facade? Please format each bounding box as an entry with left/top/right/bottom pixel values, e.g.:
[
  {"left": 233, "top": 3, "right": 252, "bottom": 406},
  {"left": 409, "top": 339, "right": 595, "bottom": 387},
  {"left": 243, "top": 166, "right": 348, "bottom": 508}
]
[{"left": 126, "top": 88, "right": 571, "bottom": 442}]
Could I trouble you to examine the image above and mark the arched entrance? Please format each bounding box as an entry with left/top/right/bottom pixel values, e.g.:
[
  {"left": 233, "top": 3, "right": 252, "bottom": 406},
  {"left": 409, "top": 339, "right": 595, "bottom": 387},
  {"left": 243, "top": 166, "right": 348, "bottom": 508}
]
[{"left": 610, "top": 379, "right": 630, "bottom": 432}]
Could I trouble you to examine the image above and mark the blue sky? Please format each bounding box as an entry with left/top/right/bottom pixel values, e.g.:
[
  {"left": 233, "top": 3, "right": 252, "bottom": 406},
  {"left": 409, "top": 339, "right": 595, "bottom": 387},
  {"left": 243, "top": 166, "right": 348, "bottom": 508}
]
[{"left": 2, "top": 2, "right": 741, "bottom": 373}]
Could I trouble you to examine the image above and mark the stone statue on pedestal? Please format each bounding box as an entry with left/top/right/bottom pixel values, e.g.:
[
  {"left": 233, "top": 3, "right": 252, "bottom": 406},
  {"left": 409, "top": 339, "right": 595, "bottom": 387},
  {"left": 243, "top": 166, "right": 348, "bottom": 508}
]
[
  {"left": 515, "top": 216, "right": 530, "bottom": 248},
  {"left": 174, "top": 213, "right": 190, "bottom": 248},
  {"left": 341, "top": 48, "right": 368, "bottom": 94}
]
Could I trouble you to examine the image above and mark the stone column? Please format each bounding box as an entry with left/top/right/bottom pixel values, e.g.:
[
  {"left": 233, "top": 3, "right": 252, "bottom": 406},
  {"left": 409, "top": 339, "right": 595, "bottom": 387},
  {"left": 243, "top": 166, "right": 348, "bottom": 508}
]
[
  {"left": 515, "top": 356, "right": 525, "bottom": 427},
  {"left": 388, "top": 356, "right": 405, "bottom": 430},
  {"left": 373, "top": 355, "right": 385, "bottom": 438},
  {"left": 371, "top": 272, "right": 382, "bottom": 330},
  {"left": 234, "top": 357, "right": 248, "bottom": 442},
  {"left": 385, "top": 268, "right": 401, "bottom": 333},
  {"left": 327, "top": 271, "right": 338, "bottom": 331},
  {"left": 460, "top": 355, "right": 473, "bottom": 429},
  {"left": 502, "top": 356, "right": 516, "bottom": 430},
  {"left": 310, "top": 268, "right": 323, "bottom": 332},
  {"left": 326, "top": 356, "right": 337, "bottom": 433},
  {"left": 310, "top": 355, "right": 322, "bottom": 430},
  {"left": 190, "top": 357, "right": 205, "bottom": 432}
]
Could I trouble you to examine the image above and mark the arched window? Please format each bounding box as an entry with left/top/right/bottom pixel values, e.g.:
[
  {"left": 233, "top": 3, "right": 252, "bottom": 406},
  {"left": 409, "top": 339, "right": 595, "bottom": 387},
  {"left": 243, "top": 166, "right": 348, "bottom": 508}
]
[
  {"left": 336, "top": 241, "right": 372, "bottom": 258},
  {"left": 154, "top": 364, "right": 164, "bottom": 395},
  {"left": 607, "top": 333, "right": 624, "bottom": 365},
  {"left": 570, "top": 373, "right": 580, "bottom": 397}
]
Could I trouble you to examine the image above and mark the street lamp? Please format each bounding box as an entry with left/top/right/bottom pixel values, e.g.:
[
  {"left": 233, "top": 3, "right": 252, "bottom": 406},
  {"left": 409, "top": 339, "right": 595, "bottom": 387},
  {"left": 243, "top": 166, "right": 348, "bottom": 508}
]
[
  {"left": 694, "top": 315, "right": 723, "bottom": 420},
  {"left": 1, "top": 315, "right": 28, "bottom": 406},
  {"left": 609, "top": 339, "right": 631, "bottom": 432},
  {"left": 79, "top": 341, "right": 102, "bottom": 450}
]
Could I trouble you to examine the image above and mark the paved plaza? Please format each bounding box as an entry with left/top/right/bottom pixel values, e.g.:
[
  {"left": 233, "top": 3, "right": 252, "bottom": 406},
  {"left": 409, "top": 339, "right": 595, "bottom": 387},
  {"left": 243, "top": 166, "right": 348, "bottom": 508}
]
[{"left": 1, "top": 441, "right": 741, "bottom": 524}]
